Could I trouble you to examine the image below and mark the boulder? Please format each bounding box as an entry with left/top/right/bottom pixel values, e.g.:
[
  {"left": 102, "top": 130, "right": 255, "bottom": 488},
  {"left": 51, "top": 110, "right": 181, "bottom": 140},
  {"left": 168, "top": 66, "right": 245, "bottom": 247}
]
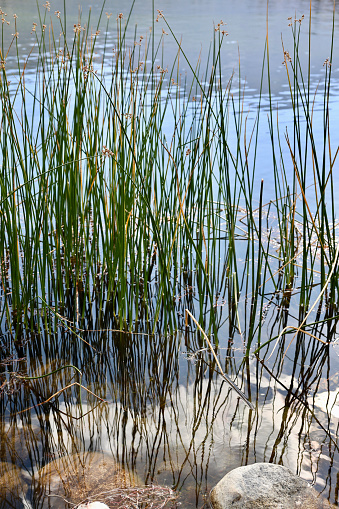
[
  {"left": 210, "top": 463, "right": 335, "bottom": 509},
  {"left": 0, "top": 461, "right": 29, "bottom": 505},
  {"left": 37, "top": 452, "right": 138, "bottom": 508}
]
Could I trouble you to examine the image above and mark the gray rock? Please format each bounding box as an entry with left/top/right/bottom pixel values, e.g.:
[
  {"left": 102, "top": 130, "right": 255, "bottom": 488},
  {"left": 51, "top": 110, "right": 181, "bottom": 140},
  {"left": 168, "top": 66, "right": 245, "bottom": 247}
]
[{"left": 209, "top": 463, "right": 335, "bottom": 509}]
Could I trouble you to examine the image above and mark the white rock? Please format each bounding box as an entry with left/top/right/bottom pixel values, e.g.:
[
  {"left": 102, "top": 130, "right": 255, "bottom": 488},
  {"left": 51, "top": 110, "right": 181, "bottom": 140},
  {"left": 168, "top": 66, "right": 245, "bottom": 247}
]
[{"left": 77, "top": 503, "right": 110, "bottom": 509}]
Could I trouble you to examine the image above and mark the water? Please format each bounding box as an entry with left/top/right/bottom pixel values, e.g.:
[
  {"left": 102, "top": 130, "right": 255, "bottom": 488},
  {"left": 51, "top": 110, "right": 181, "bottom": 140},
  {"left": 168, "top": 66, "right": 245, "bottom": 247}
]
[
  {"left": 2, "top": 0, "right": 339, "bottom": 96},
  {"left": 2, "top": 327, "right": 339, "bottom": 507},
  {"left": 1, "top": 0, "right": 339, "bottom": 507}
]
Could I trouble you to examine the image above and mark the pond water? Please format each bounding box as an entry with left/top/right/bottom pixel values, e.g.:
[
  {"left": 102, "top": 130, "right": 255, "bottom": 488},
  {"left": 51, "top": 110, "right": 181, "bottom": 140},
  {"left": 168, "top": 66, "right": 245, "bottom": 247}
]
[
  {"left": 2, "top": 0, "right": 339, "bottom": 202},
  {"left": 1, "top": 0, "right": 339, "bottom": 508},
  {"left": 4, "top": 2, "right": 339, "bottom": 79},
  {"left": 2, "top": 0, "right": 339, "bottom": 93}
]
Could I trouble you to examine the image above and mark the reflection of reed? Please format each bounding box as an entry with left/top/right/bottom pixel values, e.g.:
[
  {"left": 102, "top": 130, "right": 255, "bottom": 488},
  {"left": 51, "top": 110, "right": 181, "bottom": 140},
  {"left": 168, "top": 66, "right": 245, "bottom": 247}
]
[
  {"left": 1, "top": 290, "right": 339, "bottom": 507},
  {"left": 252, "top": 298, "right": 339, "bottom": 501},
  {"left": 0, "top": 320, "right": 247, "bottom": 507}
]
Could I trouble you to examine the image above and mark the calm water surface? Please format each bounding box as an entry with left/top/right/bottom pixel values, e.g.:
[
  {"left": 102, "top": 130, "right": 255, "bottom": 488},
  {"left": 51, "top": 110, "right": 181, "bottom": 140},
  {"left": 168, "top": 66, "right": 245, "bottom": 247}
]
[
  {"left": 2, "top": 0, "right": 339, "bottom": 95},
  {"left": 1, "top": 1, "right": 339, "bottom": 508}
]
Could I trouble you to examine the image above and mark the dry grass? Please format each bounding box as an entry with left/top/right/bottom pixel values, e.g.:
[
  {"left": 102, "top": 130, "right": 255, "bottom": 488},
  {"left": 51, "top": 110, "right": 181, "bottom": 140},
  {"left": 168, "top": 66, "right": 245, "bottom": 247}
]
[{"left": 74, "top": 484, "right": 179, "bottom": 509}]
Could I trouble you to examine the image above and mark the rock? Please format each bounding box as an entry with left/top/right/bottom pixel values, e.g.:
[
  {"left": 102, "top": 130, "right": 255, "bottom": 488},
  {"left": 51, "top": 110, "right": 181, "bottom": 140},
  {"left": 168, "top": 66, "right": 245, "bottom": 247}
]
[
  {"left": 0, "top": 424, "right": 41, "bottom": 466},
  {"left": 209, "top": 463, "right": 335, "bottom": 509},
  {"left": 77, "top": 503, "right": 110, "bottom": 509},
  {"left": 0, "top": 461, "right": 29, "bottom": 505},
  {"left": 37, "top": 452, "right": 138, "bottom": 508}
]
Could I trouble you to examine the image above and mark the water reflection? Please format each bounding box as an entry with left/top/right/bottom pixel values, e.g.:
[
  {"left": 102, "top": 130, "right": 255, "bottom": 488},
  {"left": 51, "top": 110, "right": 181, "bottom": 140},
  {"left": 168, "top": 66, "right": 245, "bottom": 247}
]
[{"left": 1, "top": 311, "right": 339, "bottom": 507}]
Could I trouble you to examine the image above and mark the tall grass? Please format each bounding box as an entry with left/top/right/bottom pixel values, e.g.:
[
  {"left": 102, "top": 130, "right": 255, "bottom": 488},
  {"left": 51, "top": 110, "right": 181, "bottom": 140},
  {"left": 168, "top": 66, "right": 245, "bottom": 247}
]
[{"left": 0, "top": 1, "right": 338, "bottom": 358}]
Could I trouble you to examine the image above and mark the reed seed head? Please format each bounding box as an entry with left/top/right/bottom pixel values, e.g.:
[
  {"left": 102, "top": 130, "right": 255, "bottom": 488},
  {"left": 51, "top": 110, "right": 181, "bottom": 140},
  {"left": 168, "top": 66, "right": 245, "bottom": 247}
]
[
  {"left": 215, "top": 20, "right": 226, "bottom": 32},
  {"left": 102, "top": 146, "right": 115, "bottom": 158},
  {"left": 156, "top": 10, "right": 163, "bottom": 22},
  {"left": 282, "top": 51, "right": 292, "bottom": 66}
]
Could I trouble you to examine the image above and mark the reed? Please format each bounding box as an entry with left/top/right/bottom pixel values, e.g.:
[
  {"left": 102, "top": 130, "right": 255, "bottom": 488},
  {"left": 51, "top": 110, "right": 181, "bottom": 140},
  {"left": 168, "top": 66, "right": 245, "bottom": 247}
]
[{"left": 0, "top": 0, "right": 338, "bottom": 360}]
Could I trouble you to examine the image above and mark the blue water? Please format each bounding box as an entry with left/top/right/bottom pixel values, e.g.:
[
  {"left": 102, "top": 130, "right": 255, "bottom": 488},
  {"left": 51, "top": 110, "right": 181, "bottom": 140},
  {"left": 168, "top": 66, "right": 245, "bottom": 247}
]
[
  {"left": 3, "top": 0, "right": 339, "bottom": 207},
  {"left": 2, "top": 0, "right": 339, "bottom": 95}
]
